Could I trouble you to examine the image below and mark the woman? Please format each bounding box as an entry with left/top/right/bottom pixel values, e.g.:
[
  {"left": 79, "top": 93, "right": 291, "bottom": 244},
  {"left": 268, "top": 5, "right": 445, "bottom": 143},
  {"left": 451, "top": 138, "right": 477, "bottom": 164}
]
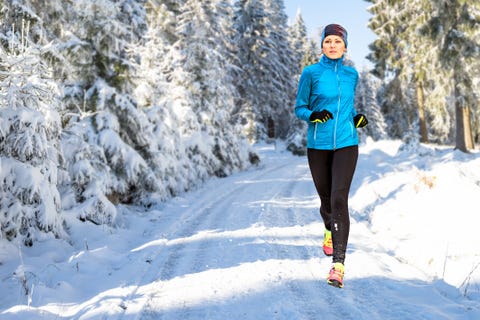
[{"left": 294, "top": 23, "right": 368, "bottom": 288}]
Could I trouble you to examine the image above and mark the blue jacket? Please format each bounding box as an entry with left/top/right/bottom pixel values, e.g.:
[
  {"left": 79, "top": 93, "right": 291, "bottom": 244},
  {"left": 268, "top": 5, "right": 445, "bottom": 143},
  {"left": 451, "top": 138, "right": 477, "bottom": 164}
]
[{"left": 295, "top": 55, "right": 359, "bottom": 150}]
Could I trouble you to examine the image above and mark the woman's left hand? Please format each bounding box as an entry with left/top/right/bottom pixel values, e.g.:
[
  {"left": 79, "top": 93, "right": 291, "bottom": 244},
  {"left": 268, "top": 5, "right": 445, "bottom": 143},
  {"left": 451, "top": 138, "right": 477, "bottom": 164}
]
[{"left": 354, "top": 114, "right": 368, "bottom": 128}]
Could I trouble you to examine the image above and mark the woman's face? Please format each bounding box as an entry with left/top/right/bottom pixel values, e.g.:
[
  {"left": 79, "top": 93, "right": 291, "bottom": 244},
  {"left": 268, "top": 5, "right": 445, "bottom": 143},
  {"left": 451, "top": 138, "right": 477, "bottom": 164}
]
[{"left": 322, "top": 35, "right": 346, "bottom": 60}]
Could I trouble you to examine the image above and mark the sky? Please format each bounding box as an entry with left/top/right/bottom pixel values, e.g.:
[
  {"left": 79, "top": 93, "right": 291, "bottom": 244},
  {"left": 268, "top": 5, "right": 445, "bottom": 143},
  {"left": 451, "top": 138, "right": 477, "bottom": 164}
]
[
  {"left": 1, "top": 139, "right": 479, "bottom": 318},
  {"left": 284, "top": 0, "right": 377, "bottom": 70}
]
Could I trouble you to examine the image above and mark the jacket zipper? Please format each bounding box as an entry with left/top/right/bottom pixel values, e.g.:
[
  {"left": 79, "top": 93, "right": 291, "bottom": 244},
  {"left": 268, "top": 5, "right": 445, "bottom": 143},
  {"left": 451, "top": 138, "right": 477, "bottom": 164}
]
[{"left": 333, "top": 61, "right": 341, "bottom": 150}]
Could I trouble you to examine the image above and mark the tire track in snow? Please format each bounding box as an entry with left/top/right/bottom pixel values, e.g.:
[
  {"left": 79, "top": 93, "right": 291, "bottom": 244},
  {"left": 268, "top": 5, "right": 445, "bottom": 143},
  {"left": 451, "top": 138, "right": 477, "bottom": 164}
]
[
  {"left": 150, "top": 161, "right": 299, "bottom": 319},
  {"left": 257, "top": 160, "right": 330, "bottom": 319},
  {"left": 155, "top": 160, "right": 294, "bottom": 280},
  {"left": 124, "top": 192, "right": 247, "bottom": 319},
  {"left": 126, "top": 153, "right": 400, "bottom": 320},
  {"left": 256, "top": 160, "right": 374, "bottom": 319},
  {"left": 118, "top": 159, "right": 294, "bottom": 319},
  {"left": 116, "top": 184, "right": 249, "bottom": 320},
  {"left": 121, "top": 153, "right": 403, "bottom": 320},
  {"left": 141, "top": 161, "right": 296, "bottom": 319}
]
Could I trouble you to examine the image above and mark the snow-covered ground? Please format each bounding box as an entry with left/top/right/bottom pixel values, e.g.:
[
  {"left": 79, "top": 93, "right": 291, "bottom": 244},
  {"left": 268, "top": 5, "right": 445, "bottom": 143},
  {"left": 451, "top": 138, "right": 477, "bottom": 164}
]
[{"left": 1, "top": 139, "right": 479, "bottom": 319}]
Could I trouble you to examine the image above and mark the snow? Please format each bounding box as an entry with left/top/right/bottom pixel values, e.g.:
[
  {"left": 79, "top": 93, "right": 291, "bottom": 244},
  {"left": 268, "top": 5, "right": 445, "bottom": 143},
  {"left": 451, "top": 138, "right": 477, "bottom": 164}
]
[{"left": 1, "top": 139, "right": 479, "bottom": 319}]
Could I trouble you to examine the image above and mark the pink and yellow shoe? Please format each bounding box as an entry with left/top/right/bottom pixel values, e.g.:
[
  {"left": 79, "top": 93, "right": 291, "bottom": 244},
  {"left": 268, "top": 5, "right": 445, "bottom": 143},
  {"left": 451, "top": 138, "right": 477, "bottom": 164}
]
[
  {"left": 327, "top": 262, "right": 344, "bottom": 288},
  {"left": 323, "top": 229, "right": 333, "bottom": 256}
]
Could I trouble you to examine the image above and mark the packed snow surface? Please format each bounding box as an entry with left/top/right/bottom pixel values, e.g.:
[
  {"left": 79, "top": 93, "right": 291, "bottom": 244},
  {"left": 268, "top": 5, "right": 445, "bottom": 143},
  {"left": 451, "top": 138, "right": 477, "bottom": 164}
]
[{"left": 1, "top": 139, "right": 479, "bottom": 319}]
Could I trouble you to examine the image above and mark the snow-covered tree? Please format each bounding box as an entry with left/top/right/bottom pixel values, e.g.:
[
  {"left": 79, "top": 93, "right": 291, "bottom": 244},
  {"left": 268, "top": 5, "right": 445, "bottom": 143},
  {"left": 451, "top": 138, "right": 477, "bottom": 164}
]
[
  {"left": 367, "top": 0, "right": 420, "bottom": 141},
  {"left": 301, "top": 38, "right": 321, "bottom": 69},
  {"left": 367, "top": 0, "right": 479, "bottom": 149},
  {"left": 263, "top": 0, "right": 297, "bottom": 139},
  {"left": 372, "top": 0, "right": 455, "bottom": 145},
  {"left": 423, "top": 0, "right": 478, "bottom": 152},
  {"left": 171, "top": 0, "right": 254, "bottom": 179},
  {"left": 287, "top": 9, "right": 320, "bottom": 74},
  {"left": 57, "top": 0, "right": 163, "bottom": 224},
  {"left": 285, "top": 8, "right": 320, "bottom": 156},
  {"left": 233, "top": 0, "right": 296, "bottom": 141},
  {"left": 129, "top": 0, "right": 186, "bottom": 199},
  {"left": 287, "top": 9, "right": 307, "bottom": 75},
  {"left": 133, "top": 0, "right": 245, "bottom": 198},
  {"left": 233, "top": 0, "right": 273, "bottom": 141},
  {"left": 355, "top": 70, "right": 387, "bottom": 141},
  {"left": 0, "top": 27, "right": 65, "bottom": 245},
  {"left": 0, "top": 0, "right": 268, "bottom": 245}
]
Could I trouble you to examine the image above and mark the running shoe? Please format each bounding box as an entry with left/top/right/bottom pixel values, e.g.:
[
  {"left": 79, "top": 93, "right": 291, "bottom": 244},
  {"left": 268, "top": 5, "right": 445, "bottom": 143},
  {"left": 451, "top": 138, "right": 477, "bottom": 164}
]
[
  {"left": 327, "top": 262, "right": 344, "bottom": 288},
  {"left": 323, "top": 229, "right": 333, "bottom": 256}
]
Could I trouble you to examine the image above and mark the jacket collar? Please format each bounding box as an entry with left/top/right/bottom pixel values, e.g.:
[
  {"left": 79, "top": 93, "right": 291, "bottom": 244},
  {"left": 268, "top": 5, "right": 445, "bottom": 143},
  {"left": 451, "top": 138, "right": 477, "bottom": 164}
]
[{"left": 320, "top": 54, "right": 344, "bottom": 69}]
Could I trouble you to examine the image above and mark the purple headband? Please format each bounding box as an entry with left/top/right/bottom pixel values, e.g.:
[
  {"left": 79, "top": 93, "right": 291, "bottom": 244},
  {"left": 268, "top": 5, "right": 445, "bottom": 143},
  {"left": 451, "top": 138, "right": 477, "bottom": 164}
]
[{"left": 321, "top": 24, "right": 348, "bottom": 47}]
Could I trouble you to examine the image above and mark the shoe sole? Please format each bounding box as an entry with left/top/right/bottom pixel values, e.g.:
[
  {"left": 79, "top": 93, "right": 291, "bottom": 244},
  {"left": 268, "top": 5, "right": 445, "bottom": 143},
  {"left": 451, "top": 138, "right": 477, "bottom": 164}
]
[
  {"left": 323, "top": 250, "right": 333, "bottom": 256},
  {"left": 327, "top": 279, "right": 343, "bottom": 288},
  {"left": 322, "top": 246, "right": 333, "bottom": 256}
]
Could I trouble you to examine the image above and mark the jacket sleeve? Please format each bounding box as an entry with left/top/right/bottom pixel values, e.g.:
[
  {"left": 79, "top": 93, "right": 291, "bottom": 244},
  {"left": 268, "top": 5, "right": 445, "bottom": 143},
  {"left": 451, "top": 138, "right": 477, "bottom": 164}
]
[
  {"left": 351, "top": 69, "right": 360, "bottom": 118},
  {"left": 294, "top": 69, "right": 313, "bottom": 122}
]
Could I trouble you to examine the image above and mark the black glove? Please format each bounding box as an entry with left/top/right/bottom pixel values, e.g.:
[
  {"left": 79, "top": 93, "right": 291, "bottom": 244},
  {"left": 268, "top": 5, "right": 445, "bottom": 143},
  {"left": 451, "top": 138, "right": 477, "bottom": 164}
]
[
  {"left": 309, "top": 110, "right": 333, "bottom": 123},
  {"left": 354, "top": 114, "right": 368, "bottom": 128}
]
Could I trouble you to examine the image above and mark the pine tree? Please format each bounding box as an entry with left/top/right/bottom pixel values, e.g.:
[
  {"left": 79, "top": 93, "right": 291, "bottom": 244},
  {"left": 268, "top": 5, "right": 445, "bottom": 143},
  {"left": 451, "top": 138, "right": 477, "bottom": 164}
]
[
  {"left": 285, "top": 8, "right": 319, "bottom": 155},
  {"left": 131, "top": 0, "right": 187, "bottom": 198},
  {"left": 233, "top": 0, "right": 296, "bottom": 141},
  {"left": 355, "top": 70, "right": 387, "bottom": 141},
  {"left": 380, "top": 0, "right": 455, "bottom": 145},
  {"left": 288, "top": 9, "right": 308, "bottom": 75},
  {"left": 367, "top": 0, "right": 419, "bottom": 141},
  {"left": 58, "top": 0, "right": 163, "bottom": 223},
  {"left": 286, "top": 8, "right": 320, "bottom": 86},
  {"left": 0, "top": 24, "right": 65, "bottom": 245},
  {"left": 301, "top": 38, "right": 320, "bottom": 69},
  {"left": 233, "top": 0, "right": 275, "bottom": 141},
  {"left": 368, "top": 0, "right": 479, "bottom": 149},
  {"left": 173, "top": 0, "right": 253, "bottom": 179},
  {"left": 263, "top": 0, "right": 297, "bottom": 139},
  {"left": 391, "top": 0, "right": 435, "bottom": 143},
  {"left": 424, "top": 0, "right": 478, "bottom": 152}
]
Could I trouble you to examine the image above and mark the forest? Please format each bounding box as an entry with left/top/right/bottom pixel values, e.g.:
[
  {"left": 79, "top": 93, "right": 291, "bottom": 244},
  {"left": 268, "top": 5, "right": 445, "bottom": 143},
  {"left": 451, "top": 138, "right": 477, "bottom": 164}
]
[{"left": 0, "top": 0, "right": 478, "bottom": 246}]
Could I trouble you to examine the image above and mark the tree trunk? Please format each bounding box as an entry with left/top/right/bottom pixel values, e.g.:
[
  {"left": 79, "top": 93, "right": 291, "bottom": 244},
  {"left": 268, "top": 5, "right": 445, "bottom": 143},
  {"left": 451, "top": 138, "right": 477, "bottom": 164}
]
[
  {"left": 416, "top": 81, "right": 428, "bottom": 143},
  {"left": 454, "top": 71, "right": 475, "bottom": 152},
  {"left": 455, "top": 104, "right": 474, "bottom": 152},
  {"left": 267, "top": 116, "right": 275, "bottom": 139}
]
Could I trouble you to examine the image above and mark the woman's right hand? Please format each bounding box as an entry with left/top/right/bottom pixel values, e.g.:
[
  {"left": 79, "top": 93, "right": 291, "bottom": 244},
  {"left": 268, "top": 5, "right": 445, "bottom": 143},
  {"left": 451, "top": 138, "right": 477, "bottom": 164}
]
[{"left": 310, "top": 110, "right": 333, "bottom": 123}]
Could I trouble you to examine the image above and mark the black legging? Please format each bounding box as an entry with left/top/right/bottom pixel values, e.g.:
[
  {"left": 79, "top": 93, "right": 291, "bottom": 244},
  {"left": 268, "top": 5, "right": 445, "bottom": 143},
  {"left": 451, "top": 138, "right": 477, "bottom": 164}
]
[{"left": 307, "top": 145, "right": 358, "bottom": 264}]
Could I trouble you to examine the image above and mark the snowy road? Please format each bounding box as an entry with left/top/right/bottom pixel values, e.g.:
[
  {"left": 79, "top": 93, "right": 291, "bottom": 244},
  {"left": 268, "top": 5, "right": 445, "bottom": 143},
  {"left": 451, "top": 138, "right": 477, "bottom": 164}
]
[
  {"left": 1, "top": 141, "right": 479, "bottom": 319},
  {"left": 117, "top": 144, "right": 478, "bottom": 319}
]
